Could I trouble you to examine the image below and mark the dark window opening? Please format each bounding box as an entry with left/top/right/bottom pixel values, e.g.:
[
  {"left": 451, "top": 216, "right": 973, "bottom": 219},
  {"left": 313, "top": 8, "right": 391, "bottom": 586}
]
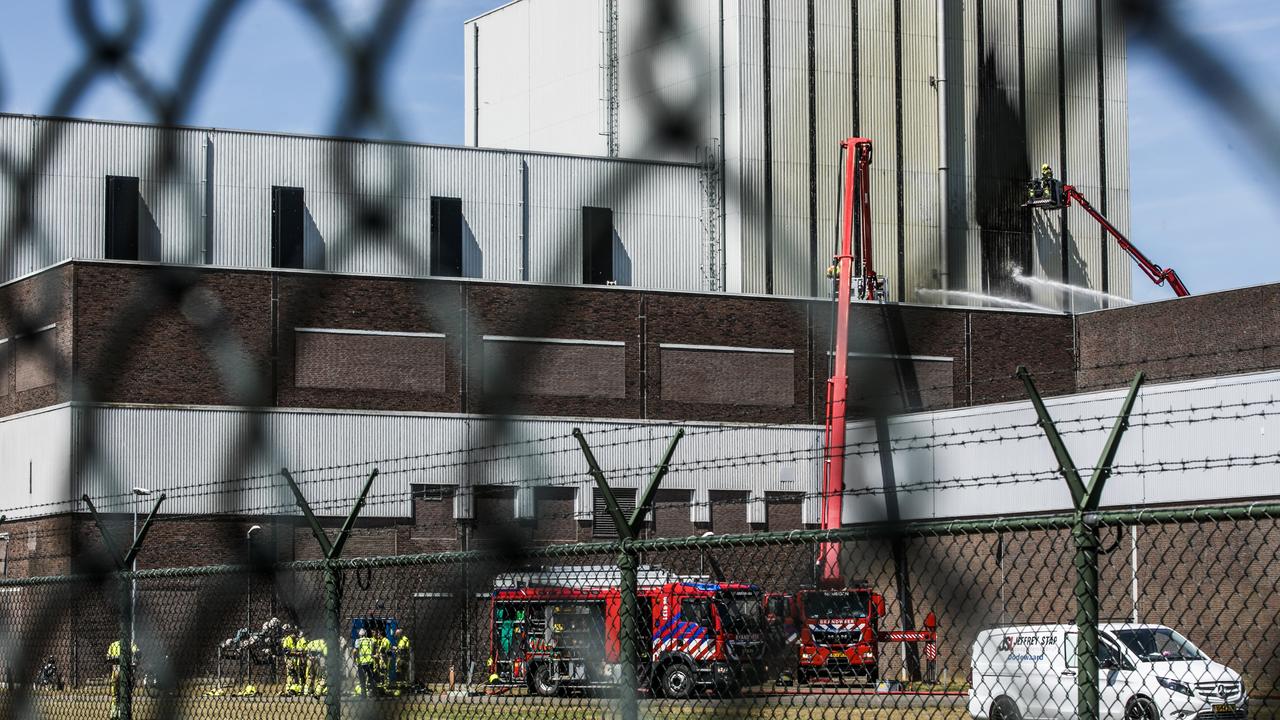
[
  {"left": 271, "top": 186, "right": 305, "bottom": 269},
  {"left": 582, "top": 206, "right": 614, "bottom": 285},
  {"left": 591, "top": 488, "right": 635, "bottom": 538},
  {"left": 430, "top": 196, "right": 464, "bottom": 277},
  {"left": 104, "top": 175, "right": 140, "bottom": 261}
]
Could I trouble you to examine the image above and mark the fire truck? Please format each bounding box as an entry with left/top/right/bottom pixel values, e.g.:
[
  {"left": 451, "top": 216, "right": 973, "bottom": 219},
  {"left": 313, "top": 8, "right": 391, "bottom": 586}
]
[
  {"left": 488, "top": 566, "right": 766, "bottom": 697},
  {"left": 766, "top": 585, "right": 939, "bottom": 685},
  {"left": 766, "top": 584, "right": 884, "bottom": 682}
]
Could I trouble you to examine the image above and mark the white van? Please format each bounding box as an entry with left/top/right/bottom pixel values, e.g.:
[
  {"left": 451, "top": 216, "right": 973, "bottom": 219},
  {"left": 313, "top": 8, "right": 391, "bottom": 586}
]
[{"left": 969, "top": 624, "right": 1247, "bottom": 720}]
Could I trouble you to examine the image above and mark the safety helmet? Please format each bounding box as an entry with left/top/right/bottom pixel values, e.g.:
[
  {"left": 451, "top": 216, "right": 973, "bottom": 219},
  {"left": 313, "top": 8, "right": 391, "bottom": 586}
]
[
  {"left": 358, "top": 628, "right": 367, "bottom": 637},
  {"left": 1040, "top": 163, "right": 1051, "bottom": 174}
]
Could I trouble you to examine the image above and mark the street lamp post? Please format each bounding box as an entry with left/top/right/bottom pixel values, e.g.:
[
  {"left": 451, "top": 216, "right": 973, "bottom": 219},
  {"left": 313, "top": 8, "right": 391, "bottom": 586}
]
[{"left": 130, "top": 487, "right": 152, "bottom": 647}]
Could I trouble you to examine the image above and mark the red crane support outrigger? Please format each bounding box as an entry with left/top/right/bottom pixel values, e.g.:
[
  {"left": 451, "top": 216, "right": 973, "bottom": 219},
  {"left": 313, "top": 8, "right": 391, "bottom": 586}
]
[
  {"left": 1026, "top": 170, "right": 1189, "bottom": 298},
  {"left": 819, "top": 137, "right": 881, "bottom": 586}
]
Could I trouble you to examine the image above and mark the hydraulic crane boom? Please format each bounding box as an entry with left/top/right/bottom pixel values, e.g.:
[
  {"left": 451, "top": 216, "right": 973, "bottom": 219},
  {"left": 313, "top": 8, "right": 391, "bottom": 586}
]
[
  {"left": 1027, "top": 169, "right": 1189, "bottom": 297},
  {"left": 819, "top": 137, "right": 880, "bottom": 587},
  {"left": 1060, "top": 184, "right": 1189, "bottom": 297}
]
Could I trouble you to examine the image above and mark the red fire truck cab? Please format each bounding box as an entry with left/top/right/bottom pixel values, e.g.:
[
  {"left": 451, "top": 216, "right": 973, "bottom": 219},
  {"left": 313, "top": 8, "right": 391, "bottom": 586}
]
[
  {"left": 766, "top": 584, "right": 887, "bottom": 683},
  {"left": 489, "top": 566, "right": 765, "bottom": 697}
]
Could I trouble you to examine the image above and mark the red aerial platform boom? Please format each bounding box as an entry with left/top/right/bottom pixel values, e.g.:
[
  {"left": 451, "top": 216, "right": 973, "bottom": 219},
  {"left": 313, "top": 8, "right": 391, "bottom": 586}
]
[
  {"left": 1028, "top": 170, "right": 1189, "bottom": 298},
  {"left": 819, "top": 138, "right": 881, "bottom": 587},
  {"left": 1060, "top": 184, "right": 1189, "bottom": 297}
]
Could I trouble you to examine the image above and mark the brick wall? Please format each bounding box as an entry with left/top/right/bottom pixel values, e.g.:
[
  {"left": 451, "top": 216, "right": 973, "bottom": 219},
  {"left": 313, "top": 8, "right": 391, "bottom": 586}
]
[
  {"left": 0, "top": 514, "right": 74, "bottom": 578},
  {"left": 1076, "top": 285, "right": 1280, "bottom": 392},
  {"left": 0, "top": 265, "right": 72, "bottom": 416},
  {"left": 72, "top": 264, "right": 272, "bottom": 407},
  {"left": 0, "top": 261, "right": 1270, "bottom": 424},
  {"left": 277, "top": 275, "right": 465, "bottom": 412},
  {"left": 0, "top": 261, "right": 1118, "bottom": 425}
]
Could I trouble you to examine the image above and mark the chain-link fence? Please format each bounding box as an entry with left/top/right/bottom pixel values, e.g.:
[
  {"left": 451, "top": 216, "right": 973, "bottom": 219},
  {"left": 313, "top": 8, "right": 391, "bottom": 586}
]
[
  {"left": 2, "top": 1, "right": 1280, "bottom": 719},
  {"left": 2, "top": 504, "right": 1279, "bottom": 719}
]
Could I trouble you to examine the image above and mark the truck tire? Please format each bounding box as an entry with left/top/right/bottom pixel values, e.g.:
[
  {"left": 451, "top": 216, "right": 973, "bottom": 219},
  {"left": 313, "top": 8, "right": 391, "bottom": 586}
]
[
  {"left": 659, "top": 662, "right": 696, "bottom": 699},
  {"left": 529, "top": 664, "right": 560, "bottom": 697},
  {"left": 991, "top": 696, "right": 1023, "bottom": 720}
]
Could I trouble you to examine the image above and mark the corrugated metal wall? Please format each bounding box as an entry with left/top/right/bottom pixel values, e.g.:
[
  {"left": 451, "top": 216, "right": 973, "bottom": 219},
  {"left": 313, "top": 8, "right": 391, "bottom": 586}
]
[
  {"left": 450, "top": 0, "right": 1127, "bottom": 306},
  {"left": 56, "top": 405, "right": 822, "bottom": 523},
  {"left": 0, "top": 115, "right": 712, "bottom": 291},
  {"left": 524, "top": 154, "right": 707, "bottom": 290},
  {"left": 2, "top": 367, "right": 1274, "bottom": 523},
  {"left": 0, "top": 405, "right": 71, "bottom": 520},
  {"left": 0, "top": 116, "right": 208, "bottom": 278}
]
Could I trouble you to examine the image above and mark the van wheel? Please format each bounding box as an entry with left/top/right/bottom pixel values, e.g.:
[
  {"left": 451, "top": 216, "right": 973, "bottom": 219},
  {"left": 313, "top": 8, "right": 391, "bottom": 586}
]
[
  {"left": 991, "top": 696, "right": 1023, "bottom": 720},
  {"left": 1126, "top": 697, "right": 1160, "bottom": 720},
  {"left": 529, "top": 664, "right": 560, "bottom": 697},
  {"left": 660, "top": 662, "right": 696, "bottom": 699}
]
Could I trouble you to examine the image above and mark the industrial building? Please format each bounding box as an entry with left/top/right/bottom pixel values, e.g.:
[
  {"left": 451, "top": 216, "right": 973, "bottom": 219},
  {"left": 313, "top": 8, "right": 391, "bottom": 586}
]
[
  {"left": 0, "top": 0, "right": 1263, "bottom": 596},
  {"left": 466, "top": 0, "right": 1133, "bottom": 306}
]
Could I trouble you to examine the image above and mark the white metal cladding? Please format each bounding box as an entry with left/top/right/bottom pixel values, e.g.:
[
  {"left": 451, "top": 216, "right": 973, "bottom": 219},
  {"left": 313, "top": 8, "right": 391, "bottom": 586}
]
[
  {"left": 617, "top": 0, "right": 720, "bottom": 164},
  {"left": 0, "top": 115, "right": 712, "bottom": 289},
  {"left": 68, "top": 404, "right": 474, "bottom": 519},
  {"left": 524, "top": 154, "right": 708, "bottom": 290},
  {"left": 842, "top": 369, "right": 1280, "bottom": 524},
  {"left": 55, "top": 407, "right": 824, "bottom": 525},
  {"left": 0, "top": 405, "right": 71, "bottom": 521},
  {"left": 0, "top": 116, "right": 35, "bottom": 279},
  {"left": 4, "top": 369, "right": 1276, "bottom": 523},
  {"left": 465, "top": 1, "right": 1131, "bottom": 306},
  {"left": 0, "top": 116, "right": 208, "bottom": 278}
]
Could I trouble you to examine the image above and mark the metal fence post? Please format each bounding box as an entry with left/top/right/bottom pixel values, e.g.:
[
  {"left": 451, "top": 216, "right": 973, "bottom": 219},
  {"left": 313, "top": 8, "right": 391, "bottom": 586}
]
[
  {"left": 323, "top": 560, "right": 341, "bottom": 720},
  {"left": 1074, "top": 513, "right": 1102, "bottom": 720},
  {"left": 618, "top": 542, "right": 640, "bottom": 720},
  {"left": 118, "top": 575, "right": 133, "bottom": 720},
  {"left": 1017, "top": 367, "right": 1143, "bottom": 720},
  {"left": 280, "top": 466, "right": 378, "bottom": 720},
  {"left": 80, "top": 494, "right": 164, "bottom": 720},
  {"left": 572, "top": 428, "right": 682, "bottom": 720}
]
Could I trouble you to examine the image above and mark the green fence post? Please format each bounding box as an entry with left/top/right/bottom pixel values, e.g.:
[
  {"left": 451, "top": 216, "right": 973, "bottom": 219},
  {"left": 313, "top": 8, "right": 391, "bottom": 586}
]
[
  {"left": 572, "top": 427, "right": 683, "bottom": 718},
  {"left": 1017, "top": 368, "right": 1143, "bottom": 720},
  {"left": 618, "top": 541, "right": 640, "bottom": 720},
  {"left": 118, "top": 575, "right": 133, "bottom": 720},
  {"left": 280, "top": 467, "right": 377, "bottom": 720},
  {"left": 323, "top": 560, "right": 341, "bottom": 720},
  {"left": 81, "top": 493, "right": 164, "bottom": 720}
]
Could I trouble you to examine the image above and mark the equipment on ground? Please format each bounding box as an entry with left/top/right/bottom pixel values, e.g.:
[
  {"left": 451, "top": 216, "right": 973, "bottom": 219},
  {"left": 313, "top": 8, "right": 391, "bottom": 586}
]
[
  {"left": 1025, "top": 167, "right": 1189, "bottom": 297},
  {"left": 34, "top": 656, "right": 63, "bottom": 690}
]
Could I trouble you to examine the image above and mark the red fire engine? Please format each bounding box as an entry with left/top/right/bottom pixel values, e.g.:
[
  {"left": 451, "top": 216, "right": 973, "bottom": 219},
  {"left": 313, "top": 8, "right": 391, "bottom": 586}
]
[
  {"left": 766, "top": 585, "right": 937, "bottom": 684},
  {"left": 488, "top": 566, "right": 766, "bottom": 697},
  {"left": 766, "top": 584, "right": 884, "bottom": 682}
]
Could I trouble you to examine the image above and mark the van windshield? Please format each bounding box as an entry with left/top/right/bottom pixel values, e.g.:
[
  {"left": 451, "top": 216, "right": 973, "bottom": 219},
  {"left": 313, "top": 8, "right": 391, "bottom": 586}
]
[
  {"left": 804, "top": 591, "right": 868, "bottom": 619},
  {"left": 1112, "top": 628, "right": 1206, "bottom": 662}
]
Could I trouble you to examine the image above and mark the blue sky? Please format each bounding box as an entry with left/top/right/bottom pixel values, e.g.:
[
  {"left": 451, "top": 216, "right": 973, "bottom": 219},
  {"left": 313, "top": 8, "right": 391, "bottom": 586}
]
[{"left": 0, "top": 0, "right": 1275, "bottom": 304}]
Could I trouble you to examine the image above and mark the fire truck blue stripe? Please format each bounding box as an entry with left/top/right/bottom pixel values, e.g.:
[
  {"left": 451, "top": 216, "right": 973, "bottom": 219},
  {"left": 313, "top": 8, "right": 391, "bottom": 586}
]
[{"left": 656, "top": 615, "right": 680, "bottom": 640}]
